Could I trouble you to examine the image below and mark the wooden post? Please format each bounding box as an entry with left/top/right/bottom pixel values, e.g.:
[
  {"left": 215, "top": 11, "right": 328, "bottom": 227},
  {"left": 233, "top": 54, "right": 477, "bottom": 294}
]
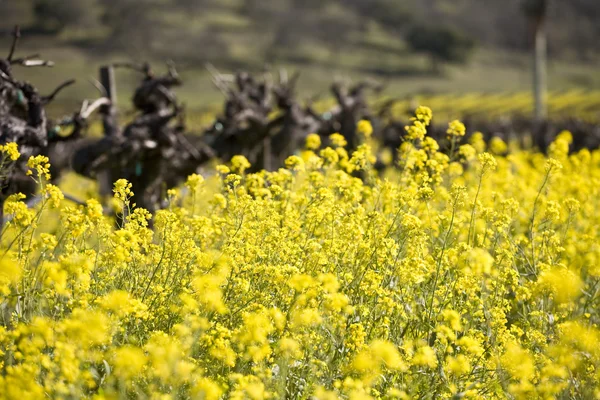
[
  {"left": 523, "top": 0, "right": 549, "bottom": 121},
  {"left": 532, "top": 16, "right": 547, "bottom": 121},
  {"left": 99, "top": 65, "right": 117, "bottom": 107},
  {"left": 98, "top": 66, "right": 118, "bottom": 199},
  {"left": 262, "top": 137, "right": 272, "bottom": 171},
  {"left": 98, "top": 65, "right": 120, "bottom": 138}
]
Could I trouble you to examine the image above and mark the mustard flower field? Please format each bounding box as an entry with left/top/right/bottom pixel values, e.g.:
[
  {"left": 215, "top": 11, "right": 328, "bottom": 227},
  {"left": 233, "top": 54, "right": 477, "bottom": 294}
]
[{"left": 1, "top": 109, "right": 599, "bottom": 399}]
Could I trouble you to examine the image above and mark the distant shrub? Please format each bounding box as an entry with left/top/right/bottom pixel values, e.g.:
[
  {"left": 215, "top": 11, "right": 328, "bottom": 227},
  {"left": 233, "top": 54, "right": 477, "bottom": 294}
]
[{"left": 405, "top": 24, "right": 475, "bottom": 72}]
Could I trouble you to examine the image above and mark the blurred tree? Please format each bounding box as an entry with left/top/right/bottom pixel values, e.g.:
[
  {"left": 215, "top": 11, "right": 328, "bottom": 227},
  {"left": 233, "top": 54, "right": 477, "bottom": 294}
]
[
  {"left": 263, "top": 0, "right": 337, "bottom": 63},
  {"left": 0, "top": 2, "right": 31, "bottom": 31},
  {"left": 557, "top": 0, "right": 600, "bottom": 59},
  {"left": 33, "top": 0, "right": 99, "bottom": 33},
  {"left": 100, "top": 0, "right": 164, "bottom": 54},
  {"left": 344, "top": 0, "right": 413, "bottom": 33},
  {"left": 405, "top": 25, "right": 475, "bottom": 73},
  {"left": 172, "top": 0, "right": 212, "bottom": 13}
]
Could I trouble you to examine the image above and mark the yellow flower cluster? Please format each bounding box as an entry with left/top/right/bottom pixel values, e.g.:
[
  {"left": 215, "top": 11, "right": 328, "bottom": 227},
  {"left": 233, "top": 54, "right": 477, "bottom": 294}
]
[
  {"left": 26, "top": 155, "right": 51, "bottom": 181},
  {"left": 405, "top": 106, "right": 432, "bottom": 141},
  {"left": 446, "top": 119, "right": 466, "bottom": 138},
  {"left": 306, "top": 133, "right": 322, "bottom": 150},
  {"left": 0, "top": 108, "right": 599, "bottom": 399},
  {"left": 357, "top": 119, "right": 374, "bottom": 138},
  {"left": 0, "top": 142, "right": 20, "bottom": 161}
]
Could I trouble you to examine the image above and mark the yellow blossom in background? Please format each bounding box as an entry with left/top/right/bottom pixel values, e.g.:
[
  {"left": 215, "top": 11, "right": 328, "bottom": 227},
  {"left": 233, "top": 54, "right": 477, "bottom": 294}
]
[
  {"left": 285, "top": 155, "right": 305, "bottom": 171},
  {"left": 549, "top": 131, "right": 572, "bottom": 159},
  {"left": 441, "top": 309, "right": 463, "bottom": 331},
  {"left": 404, "top": 106, "right": 433, "bottom": 141},
  {"left": 470, "top": 131, "right": 486, "bottom": 152},
  {"left": 313, "top": 386, "right": 339, "bottom": 400},
  {"left": 0, "top": 142, "right": 20, "bottom": 161},
  {"left": 144, "top": 332, "right": 184, "bottom": 381},
  {"left": 412, "top": 345, "right": 438, "bottom": 369},
  {"left": 26, "top": 155, "right": 51, "bottom": 180},
  {"left": 413, "top": 105, "right": 433, "bottom": 125},
  {"left": 43, "top": 184, "right": 64, "bottom": 208},
  {"left": 357, "top": 119, "right": 373, "bottom": 138},
  {"left": 330, "top": 133, "right": 347, "bottom": 148},
  {"left": 277, "top": 337, "right": 303, "bottom": 359},
  {"left": 191, "top": 378, "right": 223, "bottom": 400},
  {"left": 290, "top": 308, "right": 322, "bottom": 329},
  {"left": 545, "top": 158, "right": 563, "bottom": 173},
  {"left": 216, "top": 164, "right": 230, "bottom": 174},
  {"left": 112, "top": 346, "right": 146, "bottom": 379},
  {"left": 62, "top": 309, "right": 111, "bottom": 346},
  {"left": 320, "top": 147, "right": 340, "bottom": 164},
  {"left": 463, "top": 248, "right": 495, "bottom": 276},
  {"left": 446, "top": 354, "right": 471, "bottom": 376},
  {"left": 167, "top": 188, "right": 179, "bottom": 200},
  {"left": 192, "top": 268, "right": 229, "bottom": 313},
  {"left": 289, "top": 273, "right": 315, "bottom": 291},
  {"left": 185, "top": 173, "right": 204, "bottom": 193},
  {"left": 448, "top": 161, "right": 464, "bottom": 177},
  {"left": 231, "top": 155, "right": 251, "bottom": 174},
  {"left": 501, "top": 341, "right": 535, "bottom": 381},
  {"left": 224, "top": 173, "right": 242, "bottom": 187},
  {"left": 0, "top": 254, "right": 20, "bottom": 296},
  {"left": 306, "top": 133, "right": 322, "bottom": 150},
  {"left": 489, "top": 137, "right": 508, "bottom": 154},
  {"left": 113, "top": 178, "right": 133, "bottom": 201},
  {"left": 537, "top": 266, "right": 583, "bottom": 304},
  {"left": 98, "top": 290, "right": 148, "bottom": 318},
  {"left": 43, "top": 261, "right": 69, "bottom": 296},
  {"left": 378, "top": 147, "right": 393, "bottom": 166},
  {"left": 458, "top": 143, "right": 477, "bottom": 161},
  {"left": 457, "top": 336, "right": 484, "bottom": 357},
  {"left": 478, "top": 152, "right": 497, "bottom": 173},
  {"left": 368, "top": 340, "right": 405, "bottom": 370},
  {"left": 405, "top": 120, "right": 428, "bottom": 141},
  {"left": 558, "top": 321, "right": 600, "bottom": 359},
  {"left": 447, "top": 120, "right": 466, "bottom": 138}
]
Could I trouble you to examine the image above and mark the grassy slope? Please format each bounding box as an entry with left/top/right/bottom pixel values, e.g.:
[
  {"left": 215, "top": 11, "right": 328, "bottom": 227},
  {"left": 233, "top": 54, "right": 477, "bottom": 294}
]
[
  {"left": 7, "top": 43, "right": 599, "bottom": 115},
  {"left": 1, "top": 4, "right": 599, "bottom": 127}
]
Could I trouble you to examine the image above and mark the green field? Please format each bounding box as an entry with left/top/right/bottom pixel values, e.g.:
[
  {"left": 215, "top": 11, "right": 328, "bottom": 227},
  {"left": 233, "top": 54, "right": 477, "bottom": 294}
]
[{"left": 2, "top": 36, "right": 599, "bottom": 127}]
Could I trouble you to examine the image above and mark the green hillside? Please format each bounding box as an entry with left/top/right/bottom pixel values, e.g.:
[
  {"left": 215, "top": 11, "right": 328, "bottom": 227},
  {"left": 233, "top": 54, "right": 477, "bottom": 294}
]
[{"left": 1, "top": 0, "right": 599, "bottom": 117}]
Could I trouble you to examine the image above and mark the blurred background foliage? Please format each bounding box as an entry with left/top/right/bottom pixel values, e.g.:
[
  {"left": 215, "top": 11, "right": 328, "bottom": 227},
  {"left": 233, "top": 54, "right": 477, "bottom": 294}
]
[{"left": 0, "top": 0, "right": 599, "bottom": 115}]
